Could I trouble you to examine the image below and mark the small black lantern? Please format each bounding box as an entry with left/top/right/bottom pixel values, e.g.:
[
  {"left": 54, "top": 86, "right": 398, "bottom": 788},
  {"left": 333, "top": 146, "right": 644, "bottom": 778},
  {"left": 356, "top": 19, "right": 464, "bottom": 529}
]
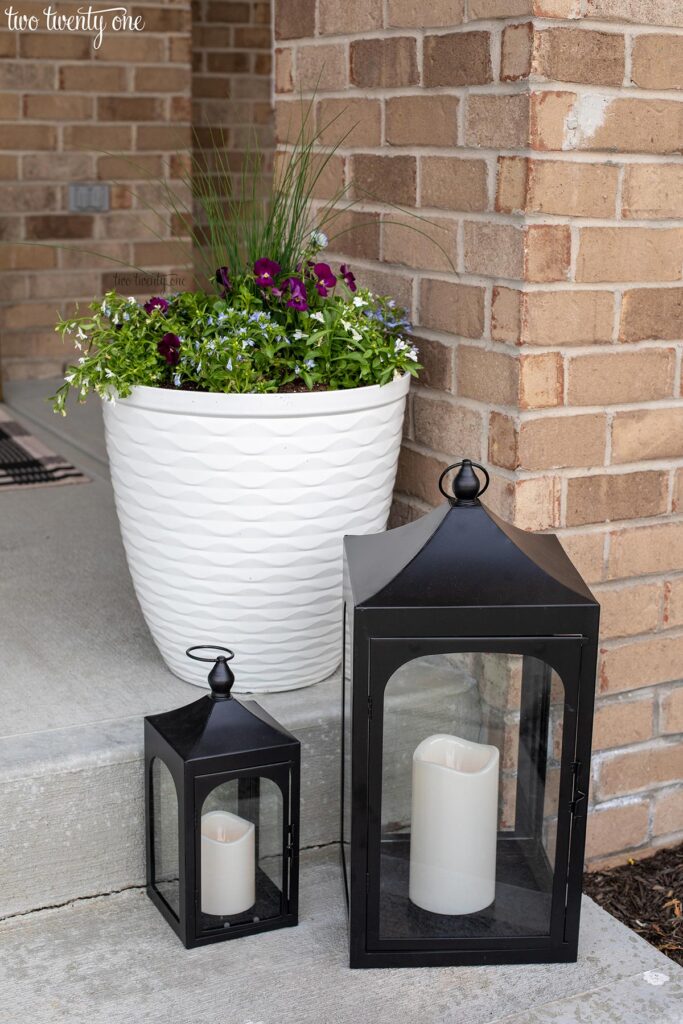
[
  {"left": 341, "top": 460, "right": 599, "bottom": 968},
  {"left": 145, "top": 646, "right": 300, "bottom": 948}
]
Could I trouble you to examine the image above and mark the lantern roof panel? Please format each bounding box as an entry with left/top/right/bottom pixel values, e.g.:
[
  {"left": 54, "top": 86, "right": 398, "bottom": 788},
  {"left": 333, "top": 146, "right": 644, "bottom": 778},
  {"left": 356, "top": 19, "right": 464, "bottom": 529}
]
[
  {"left": 146, "top": 694, "right": 298, "bottom": 763},
  {"left": 345, "top": 500, "right": 597, "bottom": 609}
]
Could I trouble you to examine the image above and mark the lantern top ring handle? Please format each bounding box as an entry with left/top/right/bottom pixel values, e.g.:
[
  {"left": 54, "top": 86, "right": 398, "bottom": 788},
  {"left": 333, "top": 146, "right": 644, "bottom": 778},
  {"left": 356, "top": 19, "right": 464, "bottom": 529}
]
[
  {"left": 438, "top": 459, "right": 490, "bottom": 506},
  {"left": 186, "top": 645, "right": 235, "bottom": 663}
]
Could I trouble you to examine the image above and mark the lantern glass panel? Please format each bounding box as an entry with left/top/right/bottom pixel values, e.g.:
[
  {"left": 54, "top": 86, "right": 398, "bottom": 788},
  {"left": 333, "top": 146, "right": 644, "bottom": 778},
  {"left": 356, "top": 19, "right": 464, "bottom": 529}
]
[
  {"left": 150, "top": 757, "right": 180, "bottom": 918},
  {"left": 198, "top": 775, "right": 284, "bottom": 935},
  {"left": 377, "top": 652, "right": 564, "bottom": 942}
]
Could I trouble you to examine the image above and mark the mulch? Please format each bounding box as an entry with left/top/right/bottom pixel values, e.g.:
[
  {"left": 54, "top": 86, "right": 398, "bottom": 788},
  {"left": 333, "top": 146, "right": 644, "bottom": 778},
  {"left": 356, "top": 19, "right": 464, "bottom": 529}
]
[{"left": 583, "top": 843, "right": 683, "bottom": 966}]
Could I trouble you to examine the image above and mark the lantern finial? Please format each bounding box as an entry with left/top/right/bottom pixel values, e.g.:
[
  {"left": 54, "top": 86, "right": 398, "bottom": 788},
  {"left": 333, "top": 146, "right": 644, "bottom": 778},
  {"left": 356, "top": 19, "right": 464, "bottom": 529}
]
[
  {"left": 438, "top": 459, "right": 490, "bottom": 506},
  {"left": 186, "top": 645, "right": 235, "bottom": 699}
]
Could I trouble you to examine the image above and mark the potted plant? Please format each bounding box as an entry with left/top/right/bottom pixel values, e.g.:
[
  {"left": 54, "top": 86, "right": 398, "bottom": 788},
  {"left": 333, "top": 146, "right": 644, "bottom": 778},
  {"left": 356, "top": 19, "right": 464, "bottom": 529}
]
[{"left": 52, "top": 120, "right": 420, "bottom": 692}]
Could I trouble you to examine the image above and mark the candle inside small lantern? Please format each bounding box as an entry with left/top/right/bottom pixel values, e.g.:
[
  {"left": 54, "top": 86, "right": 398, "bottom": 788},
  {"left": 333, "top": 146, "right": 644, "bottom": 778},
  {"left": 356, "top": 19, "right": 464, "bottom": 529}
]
[
  {"left": 409, "top": 733, "right": 499, "bottom": 916},
  {"left": 201, "top": 810, "right": 256, "bottom": 917}
]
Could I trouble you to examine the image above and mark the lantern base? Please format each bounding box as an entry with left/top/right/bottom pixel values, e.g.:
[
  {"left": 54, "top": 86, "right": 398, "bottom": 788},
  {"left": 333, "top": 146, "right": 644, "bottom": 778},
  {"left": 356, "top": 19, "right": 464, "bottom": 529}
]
[{"left": 367, "top": 833, "right": 558, "bottom": 953}]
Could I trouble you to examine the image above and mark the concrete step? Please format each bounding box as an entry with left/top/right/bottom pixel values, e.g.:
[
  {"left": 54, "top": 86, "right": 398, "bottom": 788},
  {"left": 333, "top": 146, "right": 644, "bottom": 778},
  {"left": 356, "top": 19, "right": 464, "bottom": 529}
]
[
  {"left": 1, "top": 846, "right": 681, "bottom": 1024},
  {"left": 1, "top": 381, "right": 469, "bottom": 919},
  {"left": 0, "top": 381, "right": 342, "bottom": 918}
]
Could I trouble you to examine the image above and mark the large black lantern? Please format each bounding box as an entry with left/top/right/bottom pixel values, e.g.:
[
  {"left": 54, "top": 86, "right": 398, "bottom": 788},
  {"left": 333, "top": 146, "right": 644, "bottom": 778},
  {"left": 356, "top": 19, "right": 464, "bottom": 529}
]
[
  {"left": 145, "top": 646, "right": 300, "bottom": 948},
  {"left": 341, "top": 459, "right": 599, "bottom": 968}
]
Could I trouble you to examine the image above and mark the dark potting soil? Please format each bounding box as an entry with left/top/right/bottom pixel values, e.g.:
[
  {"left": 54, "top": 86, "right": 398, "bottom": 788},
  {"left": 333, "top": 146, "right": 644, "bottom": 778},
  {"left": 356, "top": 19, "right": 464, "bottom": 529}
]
[
  {"left": 159, "top": 380, "right": 330, "bottom": 394},
  {"left": 583, "top": 843, "right": 683, "bottom": 966}
]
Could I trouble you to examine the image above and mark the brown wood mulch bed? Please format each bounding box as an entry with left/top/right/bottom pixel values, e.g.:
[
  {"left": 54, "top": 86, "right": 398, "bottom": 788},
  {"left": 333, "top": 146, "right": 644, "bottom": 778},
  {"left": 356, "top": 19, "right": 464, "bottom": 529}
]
[{"left": 583, "top": 843, "right": 683, "bottom": 966}]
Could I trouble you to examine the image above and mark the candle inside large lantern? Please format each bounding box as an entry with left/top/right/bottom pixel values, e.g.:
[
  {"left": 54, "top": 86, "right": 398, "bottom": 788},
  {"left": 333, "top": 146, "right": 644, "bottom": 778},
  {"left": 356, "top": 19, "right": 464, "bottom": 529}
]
[
  {"left": 342, "top": 459, "right": 599, "bottom": 968},
  {"left": 409, "top": 734, "right": 499, "bottom": 916}
]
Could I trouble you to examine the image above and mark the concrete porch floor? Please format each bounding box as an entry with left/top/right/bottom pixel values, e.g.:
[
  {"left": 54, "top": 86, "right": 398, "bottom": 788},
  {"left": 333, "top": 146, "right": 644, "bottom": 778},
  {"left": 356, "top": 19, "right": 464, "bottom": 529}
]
[{"left": 1, "top": 378, "right": 681, "bottom": 1023}]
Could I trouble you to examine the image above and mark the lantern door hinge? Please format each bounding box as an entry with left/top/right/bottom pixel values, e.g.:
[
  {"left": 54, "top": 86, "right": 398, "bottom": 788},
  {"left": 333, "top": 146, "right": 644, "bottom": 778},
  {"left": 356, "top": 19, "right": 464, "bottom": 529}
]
[
  {"left": 367, "top": 695, "right": 373, "bottom": 719},
  {"left": 569, "top": 760, "right": 586, "bottom": 816}
]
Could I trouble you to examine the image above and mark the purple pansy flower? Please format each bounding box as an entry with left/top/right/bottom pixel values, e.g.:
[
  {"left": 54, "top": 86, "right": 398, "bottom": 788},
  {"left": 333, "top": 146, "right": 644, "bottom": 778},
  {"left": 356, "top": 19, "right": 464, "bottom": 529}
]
[
  {"left": 282, "top": 276, "right": 308, "bottom": 311},
  {"left": 215, "top": 266, "right": 232, "bottom": 297},
  {"left": 312, "top": 262, "right": 337, "bottom": 297},
  {"left": 158, "top": 332, "right": 181, "bottom": 366},
  {"left": 254, "top": 258, "right": 281, "bottom": 289},
  {"left": 144, "top": 296, "right": 169, "bottom": 315},
  {"left": 340, "top": 264, "right": 356, "bottom": 292}
]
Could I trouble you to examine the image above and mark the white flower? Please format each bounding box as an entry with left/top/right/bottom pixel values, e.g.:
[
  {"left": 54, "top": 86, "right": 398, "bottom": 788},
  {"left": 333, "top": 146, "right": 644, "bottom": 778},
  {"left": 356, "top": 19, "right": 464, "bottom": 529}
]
[
  {"left": 127, "top": 296, "right": 136, "bottom": 305},
  {"left": 352, "top": 296, "right": 367, "bottom": 307},
  {"left": 105, "top": 369, "right": 115, "bottom": 379},
  {"left": 310, "top": 311, "right": 325, "bottom": 323},
  {"left": 78, "top": 356, "right": 87, "bottom": 365},
  {"left": 76, "top": 327, "right": 87, "bottom": 341},
  {"left": 173, "top": 373, "right": 181, "bottom": 387},
  {"left": 226, "top": 358, "right": 233, "bottom": 371},
  {"left": 310, "top": 230, "right": 328, "bottom": 249},
  {"left": 407, "top": 347, "right": 419, "bottom": 361},
  {"left": 341, "top": 318, "right": 351, "bottom": 331},
  {"left": 65, "top": 373, "right": 75, "bottom": 384},
  {"left": 293, "top": 329, "right": 307, "bottom": 340},
  {"left": 350, "top": 328, "right": 362, "bottom": 342},
  {"left": 100, "top": 300, "right": 110, "bottom": 315},
  {"left": 394, "top": 338, "right": 408, "bottom": 352}
]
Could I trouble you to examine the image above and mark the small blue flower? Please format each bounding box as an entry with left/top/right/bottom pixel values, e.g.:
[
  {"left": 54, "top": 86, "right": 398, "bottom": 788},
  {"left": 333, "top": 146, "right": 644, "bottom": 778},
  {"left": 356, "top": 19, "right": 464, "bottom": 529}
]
[
  {"left": 242, "top": 337, "right": 255, "bottom": 348},
  {"left": 207, "top": 316, "right": 214, "bottom": 326},
  {"left": 294, "top": 364, "right": 301, "bottom": 374},
  {"left": 226, "top": 358, "right": 233, "bottom": 371},
  {"left": 173, "top": 373, "right": 181, "bottom": 387},
  {"left": 304, "top": 358, "right": 315, "bottom": 369},
  {"left": 123, "top": 312, "right": 130, "bottom": 321}
]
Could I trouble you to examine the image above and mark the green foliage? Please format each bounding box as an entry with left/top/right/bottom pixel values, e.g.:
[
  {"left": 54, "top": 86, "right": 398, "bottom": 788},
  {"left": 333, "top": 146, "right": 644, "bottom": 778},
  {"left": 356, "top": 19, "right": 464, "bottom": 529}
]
[
  {"left": 51, "top": 282, "right": 420, "bottom": 414},
  {"left": 151, "top": 104, "right": 357, "bottom": 290}
]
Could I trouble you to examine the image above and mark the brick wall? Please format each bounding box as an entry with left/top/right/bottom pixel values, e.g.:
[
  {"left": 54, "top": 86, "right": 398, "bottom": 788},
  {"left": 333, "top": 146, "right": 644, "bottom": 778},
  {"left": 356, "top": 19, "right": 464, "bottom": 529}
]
[
  {"left": 0, "top": 1, "right": 193, "bottom": 380},
  {"left": 275, "top": 0, "right": 683, "bottom": 867},
  {"left": 192, "top": 0, "right": 274, "bottom": 198}
]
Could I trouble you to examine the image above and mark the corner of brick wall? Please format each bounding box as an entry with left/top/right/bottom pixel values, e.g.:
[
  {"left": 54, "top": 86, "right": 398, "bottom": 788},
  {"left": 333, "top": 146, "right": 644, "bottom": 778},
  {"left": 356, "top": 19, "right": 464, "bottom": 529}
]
[{"left": 274, "top": 0, "right": 683, "bottom": 867}]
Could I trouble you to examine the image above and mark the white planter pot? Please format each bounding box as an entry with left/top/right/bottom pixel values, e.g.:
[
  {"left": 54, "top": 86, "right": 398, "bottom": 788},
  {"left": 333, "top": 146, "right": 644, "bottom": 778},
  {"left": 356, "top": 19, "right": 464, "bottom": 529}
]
[{"left": 101, "top": 374, "right": 410, "bottom": 692}]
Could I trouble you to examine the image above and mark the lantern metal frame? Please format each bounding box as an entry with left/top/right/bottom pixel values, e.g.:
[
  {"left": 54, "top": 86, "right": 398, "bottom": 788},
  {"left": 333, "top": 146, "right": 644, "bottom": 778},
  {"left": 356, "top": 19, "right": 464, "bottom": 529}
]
[
  {"left": 341, "top": 461, "right": 600, "bottom": 969},
  {"left": 144, "top": 647, "right": 300, "bottom": 949}
]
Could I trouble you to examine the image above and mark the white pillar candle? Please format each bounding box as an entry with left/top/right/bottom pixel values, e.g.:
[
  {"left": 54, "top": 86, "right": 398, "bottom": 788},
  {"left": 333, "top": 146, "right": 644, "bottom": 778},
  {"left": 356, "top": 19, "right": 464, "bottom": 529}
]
[
  {"left": 201, "top": 810, "right": 255, "bottom": 916},
  {"left": 409, "top": 733, "right": 499, "bottom": 916}
]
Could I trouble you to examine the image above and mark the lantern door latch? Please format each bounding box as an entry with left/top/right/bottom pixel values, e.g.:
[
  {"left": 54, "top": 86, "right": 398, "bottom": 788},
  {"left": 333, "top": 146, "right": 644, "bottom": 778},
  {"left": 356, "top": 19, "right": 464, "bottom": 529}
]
[
  {"left": 569, "top": 760, "right": 586, "bottom": 816},
  {"left": 367, "top": 695, "right": 373, "bottom": 719}
]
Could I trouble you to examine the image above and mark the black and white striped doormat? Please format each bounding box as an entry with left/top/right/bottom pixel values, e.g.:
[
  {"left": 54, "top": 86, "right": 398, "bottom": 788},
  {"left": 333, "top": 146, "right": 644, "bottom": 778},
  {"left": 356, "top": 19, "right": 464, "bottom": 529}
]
[{"left": 0, "top": 407, "right": 89, "bottom": 491}]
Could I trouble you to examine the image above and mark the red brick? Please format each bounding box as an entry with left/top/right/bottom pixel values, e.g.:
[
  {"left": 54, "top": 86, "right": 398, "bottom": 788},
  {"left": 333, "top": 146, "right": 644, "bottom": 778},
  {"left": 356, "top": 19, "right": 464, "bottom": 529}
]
[
  {"left": 424, "top": 32, "right": 492, "bottom": 87},
  {"left": 350, "top": 38, "right": 418, "bottom": 88},
  {"left": 600, "top": 634, "right": 683, "bottom": 694},
  {"left": 420, "top": 280, "right": 485, "bottom": 339}
]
